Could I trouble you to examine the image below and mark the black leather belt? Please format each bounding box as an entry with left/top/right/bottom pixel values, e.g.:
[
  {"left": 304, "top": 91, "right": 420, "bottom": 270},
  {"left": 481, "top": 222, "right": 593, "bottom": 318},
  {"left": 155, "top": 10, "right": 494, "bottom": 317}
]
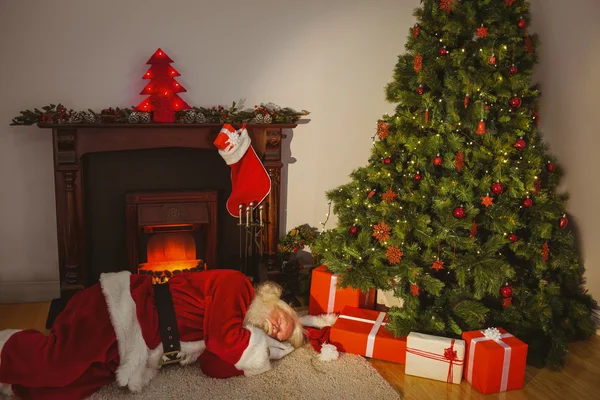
[{"left": 153, "top": 282, "right": 186, "bottom": 366}]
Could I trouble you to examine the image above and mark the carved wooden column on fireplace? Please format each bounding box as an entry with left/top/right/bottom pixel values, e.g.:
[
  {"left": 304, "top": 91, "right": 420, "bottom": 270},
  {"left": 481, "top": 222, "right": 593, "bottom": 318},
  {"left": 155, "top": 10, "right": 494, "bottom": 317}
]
[{"left": 40, "top": 123, "right": 297, "bottom": 300}]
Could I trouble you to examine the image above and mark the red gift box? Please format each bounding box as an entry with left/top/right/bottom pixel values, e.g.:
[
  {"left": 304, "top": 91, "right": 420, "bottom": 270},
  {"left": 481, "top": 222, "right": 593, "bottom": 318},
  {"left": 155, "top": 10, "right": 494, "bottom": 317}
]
[
  {"left": 462, "top": 327, "right": 528, "bottom": 394},
  {"left": 329, "top": 306, "right": 406, "bottom": 364},
  {"left": 308, "top": 265, "right": 375, "bottom": 315}
]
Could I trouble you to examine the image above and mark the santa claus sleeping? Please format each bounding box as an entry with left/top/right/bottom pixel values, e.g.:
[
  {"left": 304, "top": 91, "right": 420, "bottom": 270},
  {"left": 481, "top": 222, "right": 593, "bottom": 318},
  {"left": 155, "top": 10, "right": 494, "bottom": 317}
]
[{"left": 0, "top": 269, "right": 308, "bottom": 399}]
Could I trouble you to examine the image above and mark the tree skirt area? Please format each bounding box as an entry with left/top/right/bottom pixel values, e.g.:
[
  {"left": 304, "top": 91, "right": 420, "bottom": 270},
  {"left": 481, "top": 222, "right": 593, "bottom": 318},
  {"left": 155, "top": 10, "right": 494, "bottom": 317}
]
[{"left": 87, "top": 345, "right": 401, "bottom": 400}]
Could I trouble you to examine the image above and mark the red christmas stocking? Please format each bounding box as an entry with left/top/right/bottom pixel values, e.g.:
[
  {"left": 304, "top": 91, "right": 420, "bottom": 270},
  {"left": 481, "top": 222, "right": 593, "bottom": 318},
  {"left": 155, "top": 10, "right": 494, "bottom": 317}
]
[{"left": 213, "top": 124, "right": 271, "bottom": 217}]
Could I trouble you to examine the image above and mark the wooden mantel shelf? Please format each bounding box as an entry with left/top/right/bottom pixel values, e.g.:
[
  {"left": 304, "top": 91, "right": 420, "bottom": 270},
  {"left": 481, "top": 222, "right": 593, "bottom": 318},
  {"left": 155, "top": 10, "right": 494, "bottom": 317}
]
[
  {"left": 37, "top": 123, "right": 298, "bottom": 129},
  {"left": 40, "top": 122, "right": 300, "bottom": 297}
]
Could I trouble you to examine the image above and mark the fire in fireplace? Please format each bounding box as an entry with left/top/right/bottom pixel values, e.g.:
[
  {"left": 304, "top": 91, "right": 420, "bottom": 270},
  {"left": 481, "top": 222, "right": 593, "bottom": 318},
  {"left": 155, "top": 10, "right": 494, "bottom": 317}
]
[{"left": 126, "top": 191, "right": 217, "bottom": 282}]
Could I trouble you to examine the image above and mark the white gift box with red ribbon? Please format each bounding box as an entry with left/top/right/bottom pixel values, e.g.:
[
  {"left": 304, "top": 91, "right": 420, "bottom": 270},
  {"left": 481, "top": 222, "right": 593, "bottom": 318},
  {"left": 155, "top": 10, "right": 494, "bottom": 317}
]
[{"left": 405, "top": 332, "right": 466, "bottom": 384}]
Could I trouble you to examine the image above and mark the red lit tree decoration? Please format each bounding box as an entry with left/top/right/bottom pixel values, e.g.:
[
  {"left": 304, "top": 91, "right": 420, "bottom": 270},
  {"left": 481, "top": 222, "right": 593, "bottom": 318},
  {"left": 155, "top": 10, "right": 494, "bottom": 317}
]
[{"left": 136, "top": 48, "right": 191, "bottom": 123}]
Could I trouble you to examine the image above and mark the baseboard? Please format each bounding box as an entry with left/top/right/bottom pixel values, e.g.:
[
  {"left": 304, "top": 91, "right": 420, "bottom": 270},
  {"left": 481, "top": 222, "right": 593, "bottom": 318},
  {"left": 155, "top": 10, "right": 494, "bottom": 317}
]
[{"left": 0, "top": 281, "right": 60, "bottom": 303}]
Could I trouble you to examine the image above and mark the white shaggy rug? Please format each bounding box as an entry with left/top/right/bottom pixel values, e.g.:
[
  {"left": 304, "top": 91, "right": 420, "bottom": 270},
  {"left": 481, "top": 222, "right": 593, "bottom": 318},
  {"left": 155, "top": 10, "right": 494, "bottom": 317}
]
[{"left": 85, "top": 345, "right": 401, "bottom": 399}]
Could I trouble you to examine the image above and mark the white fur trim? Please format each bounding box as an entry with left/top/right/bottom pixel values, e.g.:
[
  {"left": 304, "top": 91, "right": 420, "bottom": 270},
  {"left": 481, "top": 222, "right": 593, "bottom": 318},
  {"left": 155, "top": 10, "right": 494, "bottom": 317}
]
[
  {"left": 0, "top": 329, "right": 21, "bottom": 397},
  {"left": 318, "top": 343, "right": 339, "bottom": 362},
  {"left": 218, "top": 126, "right": 251, "bottom": 165},
  {"left": 101, "top": 272, "right": 208, "bottom": 392},
  {"left": 100, "top": 271, "right": 152, "bottom": 392},
  {"left": 300, "top": 314, "right": 338, "bottom": 328},
  {"left": 234, "top": 326, "right": 271, "bottom": 376}
]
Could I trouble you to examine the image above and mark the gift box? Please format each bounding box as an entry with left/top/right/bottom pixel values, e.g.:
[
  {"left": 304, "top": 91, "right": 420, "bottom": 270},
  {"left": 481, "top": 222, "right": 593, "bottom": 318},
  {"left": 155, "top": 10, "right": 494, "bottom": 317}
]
[
  {"left": 308, "top": 265, "right": 375, "bottom": 315},
  {"left": 462, "top": 327, "right": 528, "bottom": 394},
  {"left": 329, "top": 305, "right": 406, "bottom": 364},
  {"left": 405, "top": 332, "right": 465, "bottom": 384}
]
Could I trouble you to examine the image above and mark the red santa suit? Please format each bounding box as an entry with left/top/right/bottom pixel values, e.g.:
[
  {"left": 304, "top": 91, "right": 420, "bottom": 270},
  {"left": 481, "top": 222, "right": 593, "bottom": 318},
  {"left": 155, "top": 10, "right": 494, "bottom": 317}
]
[{"left": 0, "top": 269, "right": 279, "bottom": 399}]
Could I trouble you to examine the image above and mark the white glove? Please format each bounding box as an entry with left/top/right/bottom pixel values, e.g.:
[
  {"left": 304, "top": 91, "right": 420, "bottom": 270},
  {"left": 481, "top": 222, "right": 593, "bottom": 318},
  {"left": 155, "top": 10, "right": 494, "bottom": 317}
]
[{"left": 266, "top": 336, "right": 294, "bottom": 360}]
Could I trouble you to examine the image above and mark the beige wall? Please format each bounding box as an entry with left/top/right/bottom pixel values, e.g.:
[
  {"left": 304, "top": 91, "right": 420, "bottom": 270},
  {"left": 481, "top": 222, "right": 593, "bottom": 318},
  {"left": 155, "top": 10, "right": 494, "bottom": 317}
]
[
  {"left": 0, "top": 0, "right": 598, "bottom": 302},
  {"left": 529, "top": 0, "right": 600, "bottom": 301}
]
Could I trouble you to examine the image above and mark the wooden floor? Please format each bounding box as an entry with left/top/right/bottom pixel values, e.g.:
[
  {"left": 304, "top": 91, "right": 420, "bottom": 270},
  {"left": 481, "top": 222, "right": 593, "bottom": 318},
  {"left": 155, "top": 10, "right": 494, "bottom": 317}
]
[{"left": 1, "top": 302, "right": 599, "bottom": 400}]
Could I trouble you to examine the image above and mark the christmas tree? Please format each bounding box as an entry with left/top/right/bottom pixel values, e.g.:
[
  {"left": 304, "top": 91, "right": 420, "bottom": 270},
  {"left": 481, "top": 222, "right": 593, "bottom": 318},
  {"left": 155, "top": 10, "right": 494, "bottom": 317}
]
[
  {"left": 312, "top": 0, "right": 596, "bottom": 369},
  {"left": 136, "top": 48, "right": 191, "bottom": 122}
]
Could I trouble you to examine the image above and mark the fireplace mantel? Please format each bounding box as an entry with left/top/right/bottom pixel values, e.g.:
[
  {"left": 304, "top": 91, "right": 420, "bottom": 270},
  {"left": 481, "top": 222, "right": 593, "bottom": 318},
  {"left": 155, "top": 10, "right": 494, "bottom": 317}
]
[{"left": 37, "top": 122, "right": 297, "bottom": 297}]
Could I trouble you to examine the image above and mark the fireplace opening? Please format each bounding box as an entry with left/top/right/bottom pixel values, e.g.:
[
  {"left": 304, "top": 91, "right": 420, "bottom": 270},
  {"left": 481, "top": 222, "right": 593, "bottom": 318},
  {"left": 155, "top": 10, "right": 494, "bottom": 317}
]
[
  {"left": 126, "top": 190, "right": 218, "bottom": 282},
  {"left": 138, "top": 227, "right": 207, "bottom": 283}
]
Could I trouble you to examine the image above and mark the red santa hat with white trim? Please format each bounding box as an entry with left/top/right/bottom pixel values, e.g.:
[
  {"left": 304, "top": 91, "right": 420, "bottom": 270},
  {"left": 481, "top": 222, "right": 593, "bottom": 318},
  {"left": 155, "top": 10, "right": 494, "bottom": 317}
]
[
  {"left": 213, "top": 124, "right": 271, "bottom": 217},
  {"left": 300, "top": 314, "right": 340, "bottom": 361}
]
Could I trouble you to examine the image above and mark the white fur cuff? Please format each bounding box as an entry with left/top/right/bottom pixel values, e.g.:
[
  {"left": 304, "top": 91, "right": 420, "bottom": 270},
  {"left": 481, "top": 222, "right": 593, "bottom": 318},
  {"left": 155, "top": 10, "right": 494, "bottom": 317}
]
[
  {"left": 218, "top": 127, "right": 251, "bottom": 165},
  {"left": 234, "top": 326, "right": 271, "bottom": 376},
  {"left": 300, "top": 314, "right": 338, "bottom": 328},
  {"left": 0, "top": 329, "right": 21, "bottom": 397}
]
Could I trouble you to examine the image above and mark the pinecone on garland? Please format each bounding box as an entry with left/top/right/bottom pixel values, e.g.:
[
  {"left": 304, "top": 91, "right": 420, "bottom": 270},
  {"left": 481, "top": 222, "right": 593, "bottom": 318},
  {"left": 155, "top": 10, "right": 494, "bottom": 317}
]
[
  {"left": 183, "top": 110, "right": 196, "bottom": 123},
  {"left": 195, "top": 112, "right": 206, "bottom": 123},
  {"left": 263, "top": 114, "right": 273, "bottom": 124},
  {"left": 253, "top": 113, "right": 265, "bottom": 124},
  {"left": 128, "top": 111, "right": 140, "bottom": 124},
  {"left": 138, "top": 112, "right": 151, "bottom": 123},
  {"left": 83, "top": 112, "right": 96, "bottom": 124},
  {"left": 69, "top": 111, "right": 84, "bottom": 124}
]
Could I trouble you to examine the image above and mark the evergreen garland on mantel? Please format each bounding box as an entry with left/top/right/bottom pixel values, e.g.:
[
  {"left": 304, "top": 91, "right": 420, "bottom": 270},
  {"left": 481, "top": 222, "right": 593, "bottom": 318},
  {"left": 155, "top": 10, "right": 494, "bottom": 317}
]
[{"left": 10, "top": 101, "right": 309, "bottom": 126}]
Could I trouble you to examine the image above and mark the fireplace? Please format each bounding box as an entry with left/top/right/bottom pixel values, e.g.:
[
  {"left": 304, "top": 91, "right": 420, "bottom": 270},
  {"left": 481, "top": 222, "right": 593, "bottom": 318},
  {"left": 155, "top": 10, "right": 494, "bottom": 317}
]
[
  {"left": 126, "top": 191, "right": 217, "bottom": 282},
  {"left": 39, "top": 122, "right": 298, "bottom": 303}
]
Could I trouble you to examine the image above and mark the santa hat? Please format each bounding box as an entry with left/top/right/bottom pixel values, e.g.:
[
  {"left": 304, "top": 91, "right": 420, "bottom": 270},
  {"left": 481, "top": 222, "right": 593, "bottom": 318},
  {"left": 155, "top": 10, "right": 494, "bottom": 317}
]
[
  {"left": 300, "top": 314, "right": 340, "bottom": 362},
  {"left": 213, "top": 124, "right": 271, "bottom": 218}
]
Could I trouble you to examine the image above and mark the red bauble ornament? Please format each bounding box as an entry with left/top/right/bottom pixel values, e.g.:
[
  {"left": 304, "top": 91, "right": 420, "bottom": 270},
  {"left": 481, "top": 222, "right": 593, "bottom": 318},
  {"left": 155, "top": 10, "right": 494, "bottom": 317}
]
[
  {"left": 453, "top": 207, "right": 466, "bottom": 219},
  {"left": 349, "top": 225, "right": 359, "bottom": 236},
  {"left": 522, "top": 197, "right": 533, "bottom": 208},
  {"left": 559, "top": 214, "right": 569, "bottom": 230},
  {"left": 489, "top": 55, "right": 497, "bottom": 65},
  {"left": 514, "top": 137, "right": 526, "bottom": 150},
  {"left": 439, "top": 46, "right": 448, "bottom": 57},
  {"left": 509, "top": 234, "right": 518, "bottom": 243},
  {"left": 500, "top": 283, "right": 513, "bottom": 298},
  {"left": 509, "top": 64, "right": 518, "bottom": 75},
  {"left": 433, "top": 155, "right": 443, "bottom": 166},
  {"left": 414, "top": 172, "right": 422, "bottom": 181},
  {"left": 476, "top": 119, "right": 487, "bottom": 135},
  {"left": 383, "top": 157, "right": 391, "bottom": 165},
  {"left": 509, "top": 96, "right": 522, "bottom": 108},
  {"left": 547, "top": 161, "right": 556, "bottom": 173},
  {"left": 417, "top": 84, "right": 424, "bottom": 95},
  {"left": 347, "top": 267, "right": 354, "bottom": 272},
  {"left": 491, "top": 182, "right": 504, "bottom": 195},
  {"left": 136, "top": 48, "right": 191, "bottom": 123},
  {"left": 413, "top": 24, "right": 420, "bottom": 38},
  {"left": 518, "top": 18, "right": 527, "bottom": 29}
]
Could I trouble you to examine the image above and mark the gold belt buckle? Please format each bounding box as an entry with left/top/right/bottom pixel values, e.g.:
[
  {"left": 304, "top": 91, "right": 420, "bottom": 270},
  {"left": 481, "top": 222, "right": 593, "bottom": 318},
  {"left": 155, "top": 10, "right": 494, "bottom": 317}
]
[{"left": 159, "top": 350, "right": 187, "bottom": 366}]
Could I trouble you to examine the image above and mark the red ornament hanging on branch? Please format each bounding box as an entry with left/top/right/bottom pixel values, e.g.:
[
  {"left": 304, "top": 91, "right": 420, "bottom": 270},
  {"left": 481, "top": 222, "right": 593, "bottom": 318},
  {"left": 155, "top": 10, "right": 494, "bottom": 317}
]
[
  {"left": 464, "top": 94, "right": 470, "bottom": 108},
  {"left": 559, "top": 214, "right": 569, "bottom": 230},
  {"left": 514, "top": 137, "right": 527, "bottom": 151},
  {"left": 413, "top": 24, "right": 420, "bottom": 38},
  {"left": 414, "top": 172, "right": 422, "bottom": 182},
  {"left": 439, "top": 46, "right": 448, "bottom": 57},
  {"left": 547, "top": 161, "right": 556, "bottom": 173},
  {"left": 417, "top": 84, "right": 424, "bottom": 95},
  {"left": 491, "top": 182, "right": 504, "bottom": 195},
  {"left": 476, "top": 25, "right": 489, "bottom": 38},
  {"left": 522, "top": 197, "right": 533, "bottom": 208},
  {"left": 518, "top": 18, "right": 527, "bottom": 29},
  {"left": 509, "top": 64, "right": 518, "bottom": 75},
  {"left": 136, "top": 48, "right": 191, "bottom": 123},
  {"left": 509, "top": 96, "right": 522, "bottom": 108},
  {"left": 453, "top": 206, "right": 466, "bottom": 219},
  {"left": 509, "top": 233, "right": 518, "bottom": 243},
  {"left": 501, "top": 283, "right": 513, "bottom": 307},
  {"left": 433, "top": 154, "right": 443, "bottom": 166},
  {"left": 349, "top": 225, "right": 359, "bottom": 236},
  {"left": 489, "top": 54, "right": 497, "bottom": 65},
  {"left": 476, "top": 119, "right": 487, "bottom": 135}
]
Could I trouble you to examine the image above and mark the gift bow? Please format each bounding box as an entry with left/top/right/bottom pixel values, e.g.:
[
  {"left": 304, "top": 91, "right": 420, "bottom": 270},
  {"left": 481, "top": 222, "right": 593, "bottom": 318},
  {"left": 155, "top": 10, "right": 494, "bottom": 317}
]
[
  {"left": 406, "top": 338, "right": 464, "bottom": 383},
  {"left": 338, "top": 312, "right": 387, "bottom": 357},
  {"left": 467, "top": 327, "right": 514, "bottom": 392}
]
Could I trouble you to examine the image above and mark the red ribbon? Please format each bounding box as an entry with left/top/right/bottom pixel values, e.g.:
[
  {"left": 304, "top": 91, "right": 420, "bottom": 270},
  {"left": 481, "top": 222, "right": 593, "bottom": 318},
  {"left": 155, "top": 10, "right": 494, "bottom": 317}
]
[{"left": 406, "top": 339, "right": 464, "bottom": 383}]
